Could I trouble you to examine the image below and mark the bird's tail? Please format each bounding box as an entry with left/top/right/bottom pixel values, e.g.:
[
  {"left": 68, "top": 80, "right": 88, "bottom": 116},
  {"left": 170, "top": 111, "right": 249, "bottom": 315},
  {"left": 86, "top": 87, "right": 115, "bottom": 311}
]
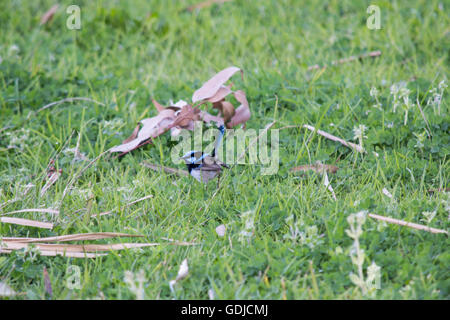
[{"left": 212, "top": 124, "right": 225, "bottom": 158}]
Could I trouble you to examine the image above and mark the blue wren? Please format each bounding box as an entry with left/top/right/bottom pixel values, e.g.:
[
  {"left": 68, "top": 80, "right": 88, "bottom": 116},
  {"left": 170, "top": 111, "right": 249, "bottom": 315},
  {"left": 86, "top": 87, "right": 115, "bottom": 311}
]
[{"left": 181, "top": 125, "right": 228, "bottom": 184}]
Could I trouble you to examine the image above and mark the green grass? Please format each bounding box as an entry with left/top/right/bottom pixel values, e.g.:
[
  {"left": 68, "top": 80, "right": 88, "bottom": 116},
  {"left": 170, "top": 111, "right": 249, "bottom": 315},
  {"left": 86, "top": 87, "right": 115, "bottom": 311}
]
[{"left": 0, "top": 0, "right": 449, "bottom": 299}]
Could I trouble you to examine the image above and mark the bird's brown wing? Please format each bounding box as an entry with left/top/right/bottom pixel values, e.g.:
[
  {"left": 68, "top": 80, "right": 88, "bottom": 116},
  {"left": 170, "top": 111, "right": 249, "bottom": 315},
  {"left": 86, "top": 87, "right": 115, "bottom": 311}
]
[{"left": 203, "top": 156, "right": 229, "bottom": 169}]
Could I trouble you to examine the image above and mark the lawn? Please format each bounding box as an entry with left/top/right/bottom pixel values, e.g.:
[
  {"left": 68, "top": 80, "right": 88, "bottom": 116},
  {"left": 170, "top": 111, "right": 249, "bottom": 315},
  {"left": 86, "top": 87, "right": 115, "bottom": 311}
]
[{"left": 0, "top": 0, "right": 449, "bottom": 300}]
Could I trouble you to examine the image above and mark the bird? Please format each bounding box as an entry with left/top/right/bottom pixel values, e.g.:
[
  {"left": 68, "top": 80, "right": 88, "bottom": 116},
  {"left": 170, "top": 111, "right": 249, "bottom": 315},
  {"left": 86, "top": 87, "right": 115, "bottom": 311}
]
[{"left": 181, "top": 124, "right": 228, "bottom": 184}]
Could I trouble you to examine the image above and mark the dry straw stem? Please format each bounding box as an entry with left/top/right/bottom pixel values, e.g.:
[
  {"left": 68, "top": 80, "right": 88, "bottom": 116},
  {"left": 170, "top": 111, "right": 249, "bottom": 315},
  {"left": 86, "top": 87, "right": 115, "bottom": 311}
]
[
  {"left": 40, "top": 170, "right": 61, "bottom": 196},
  {"left": 307, "top": 51, "right": 381, "bottom": 71},
  {"left": 0, "top": 249, "right": 106, "bottom": 258},
  {"left": 28, "top": 97, "right": 105, "bottom": 120},
  {"left": 0, "top": 217, "right": 53, "bottom": 229},
  {"left": 91, "top": 194, "right": 154, "bottom": 218},
  {"left": 60, "top": 148, "right": 112, "bottom": 210},
  {"left": 1, "top": 208, "right": 59, "bottom": 216},
  {"left": 186, "top": 0, "right": 233, "bottom": 12},
  {"left": 303, "top": 124, "right": 365, "bottom": 153},
  {"left": 1, "top": 232, "right": 144, "bottom": 243},
  {"left": 141, "top": 162, "right": 189, "bottom": 177},
  {"left": 0, "top": 242, "right": 161, "bottom": 253},
  {"left": 291, "top": 163, "right": 339, "bottom": 174},
  {"left": 368, "top": 213, "right": 448, "bottom": 235},
  {"left": 0, "top": 241, "right": 197, "bottom": 256}
]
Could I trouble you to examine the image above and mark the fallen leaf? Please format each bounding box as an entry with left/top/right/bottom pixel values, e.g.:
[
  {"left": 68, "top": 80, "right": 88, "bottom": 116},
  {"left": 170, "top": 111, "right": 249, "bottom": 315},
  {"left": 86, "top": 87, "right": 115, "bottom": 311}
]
[
  {"left": 200, "top": 110, "right": 225, "bottom": 125},
  {"left": 213, "top": 100, "right": 235, "bottom": 123},
  {"left": 110, "top": 109, "right": 175, "bottom": 153},
  {"left": 43, "top": 267, "right": 52, "bottom": 297},
  {"left": 206, "top": 84, "right": 233, "bottom": 103},
  {"left": 122, "top": 125, "right": 141, "bottom": 144},
  {"left": 192, "top": 66, "right": 241, "bottom": 103},
  {"left": 382, "top": 188, "right": 393, "bottom": 199},
  {"left": 227, "top": 90, "right": 251, "bottom": 128},
  {"left": 168, "top": 104, "right": 201, "bottom": 129},
  {"left": 40, "top": 4, "right": 59, "bottom": 25},
  {"left": 0, "top": 217, "right": 53, "bottom": 229},
  {"left": 0, "top": 281, "right": 16, "bottom": 297},
  {"left": 175, "top": 258, "right": 189, "bottom": 281},
  {"left": 152, "top": 98, "right": 166, "bottom": 112},
  {"left": 215, "top": 224, "right": 226, "bottom": 237}
]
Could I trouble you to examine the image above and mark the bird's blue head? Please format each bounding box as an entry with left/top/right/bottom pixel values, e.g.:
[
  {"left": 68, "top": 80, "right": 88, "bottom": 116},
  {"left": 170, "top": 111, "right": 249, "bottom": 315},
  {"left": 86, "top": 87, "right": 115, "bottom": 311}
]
[{"left": 181, "top": 151, "right": 208, "bottom": 164}]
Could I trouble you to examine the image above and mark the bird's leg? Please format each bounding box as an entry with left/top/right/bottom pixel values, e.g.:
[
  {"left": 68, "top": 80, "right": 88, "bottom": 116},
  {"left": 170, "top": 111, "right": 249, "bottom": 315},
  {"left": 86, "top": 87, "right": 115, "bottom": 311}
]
[{"left": 217, "top": 173, "right": 221, "bottom": 189}]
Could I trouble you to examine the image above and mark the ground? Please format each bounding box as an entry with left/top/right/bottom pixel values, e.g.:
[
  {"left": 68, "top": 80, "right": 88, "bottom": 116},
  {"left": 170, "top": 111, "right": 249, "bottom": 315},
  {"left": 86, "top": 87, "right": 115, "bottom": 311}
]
[{"left": 0, "top": 0, "right": 449, "bottom": 299}]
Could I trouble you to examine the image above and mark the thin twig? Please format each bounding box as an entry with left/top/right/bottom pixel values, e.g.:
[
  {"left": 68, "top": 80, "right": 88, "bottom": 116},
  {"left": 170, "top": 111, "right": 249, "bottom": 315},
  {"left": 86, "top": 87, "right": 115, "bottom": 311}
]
[
  {"left": 91, "top": 194, "right": 154, "bottom": 218},
  {"left": 307, "top": 51, "right": 381, "bottom": 71},
  {"left": 303, "top": 124, "right": 364, "bottom": 153},
  {"left": 141, "top": 162, "right": 188, "bottom": 176},
  {"left": 368, "top": 213, "right": 448, "bottom": 235},
  {"left": 31, "top": 97, "right": 105, "bottom": 119},
  {"left": 59, "top": 149, "right": 112, "bottom": 212},
  {"left": 1, "top": 208, "right": 59, "bottom": 216},
  {"left": 416, "top": 98, "right": 432, "bottom": 137}
]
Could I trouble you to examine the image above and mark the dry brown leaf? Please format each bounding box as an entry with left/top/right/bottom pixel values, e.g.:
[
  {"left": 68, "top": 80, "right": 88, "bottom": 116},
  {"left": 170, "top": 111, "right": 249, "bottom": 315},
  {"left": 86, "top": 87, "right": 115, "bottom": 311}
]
[
  {"left": 192, "top": 66, "right": 241, "bottom": 103},
  {"left": 226, "top": 90, "right": 251, "bottom": 128},
  {"left": 152, "top": 98, "right": 166, "bottom": 112},
  {"left": 122, "top": 125, "right": 141, "bottom": 144},
  {"left": 368, "top": 213, "right": 448, "bottom": 235},
  {"left": 206, "top": 84, "right": 233, "bottom": 103},
  {"left": 1, "top": 232, "right": 143, "bottom": 243},
  {"left": 43, "top": 267, "right": 52, "bottom": 297},
  {"left": 291, "top": 163, "right": 339, "bottom": 174},
  {"left": 40, "top": 4, "right": 59, "bottom": 25},
  {"left": 0, "top": 217, "right": 53, "bottom": 229},
  {"left": 213, "top": 100, "right": 235, "bottom": 124},
  {"left": 200, "top": 110, "right": 225, "bottom": 125},
  {"left": 169, "top": 105, "right": 201, "bottom": 129},
  {"left": 110, "top": 109, "right": 175, "bottom": 153}
]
